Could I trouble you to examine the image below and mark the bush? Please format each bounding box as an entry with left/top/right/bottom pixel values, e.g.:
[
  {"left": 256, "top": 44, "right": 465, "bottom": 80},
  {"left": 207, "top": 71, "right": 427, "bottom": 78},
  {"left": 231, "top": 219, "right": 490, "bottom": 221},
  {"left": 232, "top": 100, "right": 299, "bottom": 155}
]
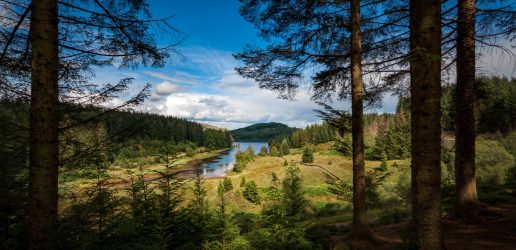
[
  {"left": 498, "top": 131, "right": 516, "bottom": 157},
  {"left": 270, "top": 146, "right": 279, "bottom": 157},
  {"left": 476, "top": 139, "right": 515, "bottom": 185},
  {"left": 185, "top": 146, "right": 196, "bottom": 157},
  {"left": 301, "top": 146, "right": 314, "bottom": 163},
  {"left": 313, "top": 202, "right": 350, "bottom": 217},
  {"left": 374, "top": 208, "right": 409, "bottom": 226},
  {"left": 258, "top": 145, "right": 268, "bottom": 156}
]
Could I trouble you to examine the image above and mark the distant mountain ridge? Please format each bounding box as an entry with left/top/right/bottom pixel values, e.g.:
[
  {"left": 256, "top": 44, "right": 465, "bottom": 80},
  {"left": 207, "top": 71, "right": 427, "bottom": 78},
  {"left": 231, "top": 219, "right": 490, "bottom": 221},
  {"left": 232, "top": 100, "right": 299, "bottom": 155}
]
[{"left": 230, "top": 122, "right": 298, "bottom": 142}]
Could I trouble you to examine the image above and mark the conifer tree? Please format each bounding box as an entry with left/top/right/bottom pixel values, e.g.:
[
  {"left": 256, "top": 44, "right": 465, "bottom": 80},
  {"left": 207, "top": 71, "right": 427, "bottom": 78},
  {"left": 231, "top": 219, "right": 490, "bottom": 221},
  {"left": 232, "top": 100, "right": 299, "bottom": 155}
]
[
  {"left": 223, "top": 177, "right": 233, "bottom": 191},
  {"left": 409, "top": 0, "right": 443, "bottom": 247},
  {"left": 302, "top": 146, "right": 314, "bottom": 164},
  {"left": 280, "top": 138, "right": 290, "bottom": 156},
  {"left": 27, "top": 1, "right": 59, "bottom": 248},
  {"left": 240, "top": 175, "right": 247, "bottom": 187},
  {"left": 454, "top": 0, "right": 479, "bottom": 218},
  {"left": 243, "top": 180, "right": 260, "bottom": 204}
]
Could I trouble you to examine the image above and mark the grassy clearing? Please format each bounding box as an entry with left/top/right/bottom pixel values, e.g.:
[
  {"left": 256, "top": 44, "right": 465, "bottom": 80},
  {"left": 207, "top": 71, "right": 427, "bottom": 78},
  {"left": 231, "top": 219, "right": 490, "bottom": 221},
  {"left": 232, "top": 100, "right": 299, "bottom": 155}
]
[
  {"left": 59, "top": 149, "right": 229, "bottom": 195},
  {"left": 60, "top": 142, "right": 412, "bottom": 229},
  {"left": 201, "top": 143, "right": 410, "bottom": 216}
]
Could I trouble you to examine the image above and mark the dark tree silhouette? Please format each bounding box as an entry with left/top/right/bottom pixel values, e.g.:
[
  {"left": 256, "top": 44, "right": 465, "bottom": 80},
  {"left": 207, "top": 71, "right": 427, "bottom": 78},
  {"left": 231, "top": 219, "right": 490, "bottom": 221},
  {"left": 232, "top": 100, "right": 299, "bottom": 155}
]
[{"left": 28, "top": 0, "right": 59, "bottom": 248}]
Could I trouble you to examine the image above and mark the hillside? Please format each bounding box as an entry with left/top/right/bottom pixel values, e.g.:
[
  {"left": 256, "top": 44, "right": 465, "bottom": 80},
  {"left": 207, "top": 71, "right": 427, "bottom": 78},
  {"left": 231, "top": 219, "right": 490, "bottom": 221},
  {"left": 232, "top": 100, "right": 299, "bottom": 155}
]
[{"left": 230, "top": 122, "right": 298, "bottom": 141}]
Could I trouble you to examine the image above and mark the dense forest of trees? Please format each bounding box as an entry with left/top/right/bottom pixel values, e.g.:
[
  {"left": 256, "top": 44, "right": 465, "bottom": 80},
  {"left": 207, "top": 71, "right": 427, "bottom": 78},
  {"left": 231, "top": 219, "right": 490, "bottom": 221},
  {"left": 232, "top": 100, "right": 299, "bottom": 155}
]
[
  {"left": 230, "top": 122, "right": 298, "bottom": 141},
  {"left": 106, "top": 111, "right": 205, "bottom": 145},
  {"left": 290, "top": 123, "right": 336, "bottom": 148},
  {"left": 442, "top": 76, "right": 516, "bottom": 133}
]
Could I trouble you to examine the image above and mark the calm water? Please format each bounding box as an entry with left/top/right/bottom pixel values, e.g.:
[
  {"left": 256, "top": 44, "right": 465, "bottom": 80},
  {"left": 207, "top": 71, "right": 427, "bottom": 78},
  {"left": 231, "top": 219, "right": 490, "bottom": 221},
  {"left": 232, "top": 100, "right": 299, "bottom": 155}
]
[{"left": 200, "top": 142, "right": 268, "bottom": 177}]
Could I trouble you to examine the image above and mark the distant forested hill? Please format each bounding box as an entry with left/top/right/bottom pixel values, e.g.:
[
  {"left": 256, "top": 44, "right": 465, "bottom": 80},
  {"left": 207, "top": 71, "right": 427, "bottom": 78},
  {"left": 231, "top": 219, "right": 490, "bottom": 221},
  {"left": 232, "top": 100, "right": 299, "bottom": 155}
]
[{"left": 230, "top": 122, "right": 298, "bottom": 141}]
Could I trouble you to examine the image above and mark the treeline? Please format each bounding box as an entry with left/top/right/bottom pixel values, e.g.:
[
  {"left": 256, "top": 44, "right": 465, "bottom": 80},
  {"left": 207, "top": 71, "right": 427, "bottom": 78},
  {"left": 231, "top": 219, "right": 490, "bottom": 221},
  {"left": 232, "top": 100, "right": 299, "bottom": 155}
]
[
  {"left": 289, "top": 123, "right": 337, "bottom": 148},
  {"left": 107, "top": 110, "right": 233, "bottom": 154},
  {"left": 106, "top": 111, "right": 205, "bottom": 145}
]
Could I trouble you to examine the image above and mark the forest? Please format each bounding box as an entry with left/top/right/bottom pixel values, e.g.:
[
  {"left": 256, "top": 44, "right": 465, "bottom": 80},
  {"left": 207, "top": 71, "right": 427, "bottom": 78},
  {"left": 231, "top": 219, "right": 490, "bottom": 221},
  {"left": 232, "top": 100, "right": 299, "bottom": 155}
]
[
  {"left": 230, "top": 122, "right": 298, "bottom": 142},
  {"left": 0, "top": 0, "right": 515, "bottom": 249}
]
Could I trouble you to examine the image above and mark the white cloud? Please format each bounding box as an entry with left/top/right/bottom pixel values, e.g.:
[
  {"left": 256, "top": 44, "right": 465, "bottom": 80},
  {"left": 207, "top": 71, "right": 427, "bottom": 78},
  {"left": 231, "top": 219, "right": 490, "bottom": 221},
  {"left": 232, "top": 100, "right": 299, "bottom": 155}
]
[
  {"left": 144, "top": 71, "right": 202, "bottom": 85},
  {"left": 160, "top": 87, "right": 322, "bottom": 129},
  {"left": 150, "top": 81, "right": 180, "bottom": 101},
  {"left": 154, "top": 81, "right": 180, "bottom": 96},
  {"left": 87, "top": 46, "right": 405, "bottom": 129}
]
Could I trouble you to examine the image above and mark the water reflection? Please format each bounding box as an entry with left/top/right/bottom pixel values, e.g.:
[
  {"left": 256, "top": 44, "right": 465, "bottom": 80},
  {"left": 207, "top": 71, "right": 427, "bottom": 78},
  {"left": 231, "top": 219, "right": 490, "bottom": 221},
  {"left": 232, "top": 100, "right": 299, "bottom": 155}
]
[{"left": 200, "top": 142, "right": 268, "bottom": 177}]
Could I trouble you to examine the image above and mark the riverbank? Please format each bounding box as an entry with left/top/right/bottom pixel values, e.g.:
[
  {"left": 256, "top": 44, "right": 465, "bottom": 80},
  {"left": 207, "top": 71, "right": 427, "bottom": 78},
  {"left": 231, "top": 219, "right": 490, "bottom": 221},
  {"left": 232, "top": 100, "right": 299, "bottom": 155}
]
[{"left": 59, "top": 147, "right": 232, "bottom": 191}]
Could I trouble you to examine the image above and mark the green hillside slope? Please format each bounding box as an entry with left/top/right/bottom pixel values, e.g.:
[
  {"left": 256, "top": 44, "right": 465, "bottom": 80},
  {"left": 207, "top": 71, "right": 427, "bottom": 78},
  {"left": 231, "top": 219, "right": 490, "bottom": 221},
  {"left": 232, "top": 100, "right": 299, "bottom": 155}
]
[{"left": 230, "top": 122, "right": 297, "bottom": 141}]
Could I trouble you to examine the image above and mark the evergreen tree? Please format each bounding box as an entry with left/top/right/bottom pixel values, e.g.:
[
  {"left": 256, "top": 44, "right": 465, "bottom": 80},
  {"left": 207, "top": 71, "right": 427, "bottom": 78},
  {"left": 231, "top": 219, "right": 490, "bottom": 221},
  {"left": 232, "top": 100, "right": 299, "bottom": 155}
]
[
  {"left": 373, "top": 97, "right": 411, "bottom": 160},
  {"left": 409, "top": 0, "right": 443, "bottom": 247},
  {"left": 301, "top": 147, "right": 314, "bottom": 164},
  {"left": 282, "top": 165, "right": 308, "bottom": 218},
  {"left": 186, "top": 168, "right": 212, "bottom": 247},
  {"left": 28, "top": 2, "right": 59, "bottom": 247},
  {"left": 223, "top": 177, "right": 233, "bottom": 191},
  {"left": 254, "top": 163, "right": 313, "bottom": 249},
  {"left": 243, "top": 181, "right": 260, "bottom": 204},
  {"left": 280, "top": 139, "right": 290, "bottom": 156},
  {"left": 240, "top": 176, "right": 247, "bottom": 187}
]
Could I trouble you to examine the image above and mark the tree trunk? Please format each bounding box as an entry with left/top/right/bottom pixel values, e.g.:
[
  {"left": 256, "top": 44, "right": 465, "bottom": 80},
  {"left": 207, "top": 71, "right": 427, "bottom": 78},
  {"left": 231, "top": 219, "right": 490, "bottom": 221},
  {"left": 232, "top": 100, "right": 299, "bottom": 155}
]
[
  {"left": 455, "top": 0, "right": 479, "bottom": 218},
  {"left": 349, "top": 0, "right": 375, "bottom": 247},
  {"left": 28, "top": 0, "right": 59, "bottom": 249},
  {"left": 409, "top": 0, "right": 443, "bottom": 248}
]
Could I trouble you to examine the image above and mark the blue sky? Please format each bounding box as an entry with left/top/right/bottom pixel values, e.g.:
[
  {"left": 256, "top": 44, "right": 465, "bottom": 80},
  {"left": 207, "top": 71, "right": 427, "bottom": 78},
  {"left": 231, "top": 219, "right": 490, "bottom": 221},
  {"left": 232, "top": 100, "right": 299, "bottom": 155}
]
[{"left": 94, "top": 0, "right": 515, "bottom": 129}]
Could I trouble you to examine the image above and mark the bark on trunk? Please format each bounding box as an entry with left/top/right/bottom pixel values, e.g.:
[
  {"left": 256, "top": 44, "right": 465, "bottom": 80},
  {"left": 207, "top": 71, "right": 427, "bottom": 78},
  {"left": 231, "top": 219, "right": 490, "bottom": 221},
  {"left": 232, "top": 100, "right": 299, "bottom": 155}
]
[
  {"left": 455, "top": 0, "right": 479, "bottom": 218},
  {"left": 409, "top": 0, "right": 443, "bottom": 248},
  {"left": 28, "top": 0, "right": 59, "bottom": 249},
  {"left": 349, "top": 0, "right": 375, "bottom": 247}
]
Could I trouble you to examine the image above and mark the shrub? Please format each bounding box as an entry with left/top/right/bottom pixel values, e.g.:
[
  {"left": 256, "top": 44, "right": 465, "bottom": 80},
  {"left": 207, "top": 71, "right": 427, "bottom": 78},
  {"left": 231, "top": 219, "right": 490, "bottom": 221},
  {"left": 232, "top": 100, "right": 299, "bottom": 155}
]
[
  {"left": 301, "top": 146, "right": 314, "bottom": 163},
  {"left": 185, "top": 147, "right": 196, "bottom": 157},
  {"left": 498, "top": 131, "right": 516, "bottom": 157},
  {"left": 258, "top": 145, "right": 268, "bottom": 156},
  {"left": 270, "top": 146, "right": 279, "bottom": 157},
  {"left": 246, "top": 145, "right": 255, "bottom": 158},
  {"left": 375, "top": 208, "right": 409, "bottom": 226},
  {"left": 313, "top": 202, "right": 350, "bottom": 217},
  {"left": 476, "top": 139, "right": 515, "bottom": 185}
]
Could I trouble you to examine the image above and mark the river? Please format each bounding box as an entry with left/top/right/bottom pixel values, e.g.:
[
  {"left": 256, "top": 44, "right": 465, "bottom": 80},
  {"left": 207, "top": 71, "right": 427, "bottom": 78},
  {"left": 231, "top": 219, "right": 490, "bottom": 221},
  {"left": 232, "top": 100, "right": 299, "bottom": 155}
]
[{"left": 198, "top": 141, "right": 268, "bottom": 178}]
